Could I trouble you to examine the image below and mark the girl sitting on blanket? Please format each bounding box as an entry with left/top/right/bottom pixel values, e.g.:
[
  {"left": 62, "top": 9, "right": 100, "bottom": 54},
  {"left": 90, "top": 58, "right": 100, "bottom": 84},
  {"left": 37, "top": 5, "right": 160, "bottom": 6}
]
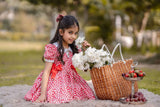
[{"left": 24, "top": 14, "right": 95, "bottom": 104}]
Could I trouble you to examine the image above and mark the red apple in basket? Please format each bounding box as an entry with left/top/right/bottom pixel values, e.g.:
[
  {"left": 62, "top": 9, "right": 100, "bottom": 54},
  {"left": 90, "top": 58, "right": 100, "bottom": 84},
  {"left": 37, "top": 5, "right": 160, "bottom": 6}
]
[
  {"left": 129, "top": 70, "right": 134, "bottom": 74},
  {"left": 139, "top": 73, "right": 144, "bottom": 77},
  {"left": 139, "top": 70, "right": 143, "bottom": 73},
  {"left": 125, "top": 73, "right": 129, "bottom": 77},
  {"left": 133, "top": 73, "right": 137, "bottom": 78}
]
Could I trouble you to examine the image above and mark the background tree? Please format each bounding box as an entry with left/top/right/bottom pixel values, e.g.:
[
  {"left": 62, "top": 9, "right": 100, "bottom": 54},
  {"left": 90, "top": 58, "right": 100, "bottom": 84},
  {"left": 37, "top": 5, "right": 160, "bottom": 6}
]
[
  {"left": 118, "top": 0, "right": 160, "bottom": 34},
  {"left": 23, "top": 0, "right": 115, "bottom": 47}
]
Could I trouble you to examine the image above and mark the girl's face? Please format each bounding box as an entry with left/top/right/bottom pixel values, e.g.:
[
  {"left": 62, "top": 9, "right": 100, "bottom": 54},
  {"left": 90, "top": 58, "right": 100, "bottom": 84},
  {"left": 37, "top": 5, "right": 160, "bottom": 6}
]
[{"left": 59, "top": 25, "right": 79, "bottom": 48}]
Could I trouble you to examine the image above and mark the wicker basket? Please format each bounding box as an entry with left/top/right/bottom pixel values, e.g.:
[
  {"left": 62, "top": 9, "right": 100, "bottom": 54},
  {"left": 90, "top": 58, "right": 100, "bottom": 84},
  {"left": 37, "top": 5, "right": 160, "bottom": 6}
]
[{"left": 89, "top": 44, "right": 138, "bottom": 101}]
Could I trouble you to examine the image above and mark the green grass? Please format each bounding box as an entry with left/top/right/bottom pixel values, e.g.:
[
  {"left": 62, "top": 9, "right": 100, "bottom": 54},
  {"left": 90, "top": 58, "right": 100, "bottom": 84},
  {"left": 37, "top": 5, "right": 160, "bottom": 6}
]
[
  {"left": 0, "top": 41, "right": 160, "bottom": 95},
  {"left": 0, "top": 51, "right": 44, "bottom": 86},
  {"left": 138, "top": 68, "right": 160, "bottom": 95},
  {"left": 0, "top": 50, "right": 91, "bottom": 86},
  {"left": 77, "top": 69, "right": 91, "bottom": 80}
]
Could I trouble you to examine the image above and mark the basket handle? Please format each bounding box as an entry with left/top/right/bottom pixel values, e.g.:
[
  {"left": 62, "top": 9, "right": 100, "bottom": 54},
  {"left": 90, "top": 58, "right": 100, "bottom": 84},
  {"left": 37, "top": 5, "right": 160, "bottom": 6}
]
[
  {"left": 100, "top": 44, "right": 113, "bottom": 63},
  {"left": 101, "top": 44, "right": 112, "bottom": 57},
  {"left": 111, "top": 43, "right": 125, "bottom": 63}
]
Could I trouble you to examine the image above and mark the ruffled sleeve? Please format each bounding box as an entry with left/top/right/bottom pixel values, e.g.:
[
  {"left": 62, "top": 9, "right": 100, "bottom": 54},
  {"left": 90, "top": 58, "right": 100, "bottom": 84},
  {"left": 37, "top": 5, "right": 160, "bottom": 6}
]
[{"left": 44, "top": 44, "right": 57, "bottom": 63}]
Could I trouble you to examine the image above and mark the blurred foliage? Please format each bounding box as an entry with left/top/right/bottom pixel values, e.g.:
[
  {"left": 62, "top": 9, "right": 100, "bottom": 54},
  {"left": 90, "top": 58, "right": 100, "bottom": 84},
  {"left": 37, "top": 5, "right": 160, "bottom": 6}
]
[
  {"left": 23, "top": 0, "right": 115, "bottom": 47},
  {"left": 118, "top": 0, "right": 160, "bottom": 32},
  {"left": 0, "top": 0, "right": 53, "bottom": 34},
  {"left": 0, "top": 32, "right": 49, "bottom": 41},
  {"left": 0, "top": 0, "right": 160, "bottom": 52},
  {"left": 22, "top": 0, "right": 160, "bottom": 48},
  {"left": 11, "top": 12, "right": 36, "bottom": 32}
]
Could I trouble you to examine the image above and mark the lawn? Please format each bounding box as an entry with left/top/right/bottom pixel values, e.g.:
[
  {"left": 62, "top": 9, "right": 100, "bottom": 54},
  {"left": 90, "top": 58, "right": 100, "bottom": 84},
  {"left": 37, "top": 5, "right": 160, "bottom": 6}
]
[
  {"left": 138, "top": 68, "right": 160, "bottom": 95},
  {"left": 0, "top": 40, "right": 160, "bottom": 95}
]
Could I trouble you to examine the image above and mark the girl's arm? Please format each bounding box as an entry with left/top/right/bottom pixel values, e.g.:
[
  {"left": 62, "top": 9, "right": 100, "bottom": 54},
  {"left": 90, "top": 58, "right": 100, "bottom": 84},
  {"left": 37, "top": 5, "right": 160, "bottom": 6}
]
[
  {"left": 35, "top": 62, "right": 53, "bottom": 102},
  {"left": 82, "top": 40, "right": 91, "bottom": 51}
]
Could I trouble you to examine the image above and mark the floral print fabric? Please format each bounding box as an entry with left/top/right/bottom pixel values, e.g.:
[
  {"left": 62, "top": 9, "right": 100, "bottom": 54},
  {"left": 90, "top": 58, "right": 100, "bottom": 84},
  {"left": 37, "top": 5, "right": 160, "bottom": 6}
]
[{"left": 24, "top": 43, "right": 95, "bottom": 104}]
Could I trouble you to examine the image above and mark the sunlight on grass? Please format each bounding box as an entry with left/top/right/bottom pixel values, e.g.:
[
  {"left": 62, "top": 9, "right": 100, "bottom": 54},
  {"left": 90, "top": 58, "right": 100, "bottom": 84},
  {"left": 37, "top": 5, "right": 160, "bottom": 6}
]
[{"left": 0, "top": 40, "right": 46, "bottom": 51}]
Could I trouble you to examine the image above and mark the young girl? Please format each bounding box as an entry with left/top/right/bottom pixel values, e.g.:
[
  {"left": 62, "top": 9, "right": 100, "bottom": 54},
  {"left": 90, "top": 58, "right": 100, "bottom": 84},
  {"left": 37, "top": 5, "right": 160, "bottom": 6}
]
[{"left": 24, "top": 15, "right": 95, "bottom": 104}]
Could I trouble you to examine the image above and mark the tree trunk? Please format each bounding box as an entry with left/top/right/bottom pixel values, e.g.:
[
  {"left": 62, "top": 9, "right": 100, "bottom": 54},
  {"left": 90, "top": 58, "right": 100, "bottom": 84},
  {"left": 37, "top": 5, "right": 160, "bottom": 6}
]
[
  {"left": 82, "top": 5, "right": 88, "bottom": 28},
  {"left": 136, "top": 11, "right": 150, "bottom": 47},
  {"left": 140, "top": 11, "right": 150, "bottom": 33}
]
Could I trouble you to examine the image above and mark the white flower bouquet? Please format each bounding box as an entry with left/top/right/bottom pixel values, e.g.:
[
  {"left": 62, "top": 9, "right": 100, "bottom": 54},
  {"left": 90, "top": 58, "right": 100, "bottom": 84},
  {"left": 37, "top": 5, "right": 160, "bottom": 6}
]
[
  {"left": 72, "top": 37, "right": 112, "bottom": 71},
  {"left": 75, "top": 36, "right": 85, "bottom": 49}
]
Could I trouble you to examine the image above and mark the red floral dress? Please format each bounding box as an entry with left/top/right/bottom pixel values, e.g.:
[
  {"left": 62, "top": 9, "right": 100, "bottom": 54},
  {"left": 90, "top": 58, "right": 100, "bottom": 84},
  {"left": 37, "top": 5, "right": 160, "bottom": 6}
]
[{"left": 24, "top": 43, "right": 95, "bottom": 104}]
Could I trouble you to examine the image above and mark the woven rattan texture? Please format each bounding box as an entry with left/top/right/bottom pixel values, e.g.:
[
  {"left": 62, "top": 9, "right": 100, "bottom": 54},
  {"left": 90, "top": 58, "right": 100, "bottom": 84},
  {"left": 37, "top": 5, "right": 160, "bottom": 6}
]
[{"left": 90, "top": 59, "right": 138, "bottom": 101}]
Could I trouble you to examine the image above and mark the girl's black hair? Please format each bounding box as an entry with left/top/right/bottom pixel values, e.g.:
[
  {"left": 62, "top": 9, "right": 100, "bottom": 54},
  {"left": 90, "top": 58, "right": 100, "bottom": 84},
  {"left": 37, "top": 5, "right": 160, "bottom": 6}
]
[{"left": 48, "top": 15, "right": 79, "bottom": 64}]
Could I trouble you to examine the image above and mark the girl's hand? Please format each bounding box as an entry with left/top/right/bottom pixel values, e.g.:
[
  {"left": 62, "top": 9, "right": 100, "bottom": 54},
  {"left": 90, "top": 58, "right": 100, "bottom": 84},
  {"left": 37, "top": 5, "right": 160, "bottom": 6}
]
[
  {"left": 82, "top": 40, "right": 91, "bottom": 51},
  {"left": 35, "top": 94, "right": 46, "bottom": 103}
]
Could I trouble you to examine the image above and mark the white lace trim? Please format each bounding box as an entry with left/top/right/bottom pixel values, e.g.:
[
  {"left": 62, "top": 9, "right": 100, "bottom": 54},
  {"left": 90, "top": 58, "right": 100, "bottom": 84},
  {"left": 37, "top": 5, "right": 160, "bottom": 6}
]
[
  {"left": 53, "top": 42, "right": 72, "bottom": 53},
  {"left": 44, "top": 58, "right": 54, "bottom": 63}
]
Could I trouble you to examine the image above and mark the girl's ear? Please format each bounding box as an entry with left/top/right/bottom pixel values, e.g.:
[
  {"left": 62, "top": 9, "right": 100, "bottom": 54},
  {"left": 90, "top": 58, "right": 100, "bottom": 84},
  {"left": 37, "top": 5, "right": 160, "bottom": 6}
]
[{"left": 59, "top": 29, "right": 64, "bottom": 36}]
